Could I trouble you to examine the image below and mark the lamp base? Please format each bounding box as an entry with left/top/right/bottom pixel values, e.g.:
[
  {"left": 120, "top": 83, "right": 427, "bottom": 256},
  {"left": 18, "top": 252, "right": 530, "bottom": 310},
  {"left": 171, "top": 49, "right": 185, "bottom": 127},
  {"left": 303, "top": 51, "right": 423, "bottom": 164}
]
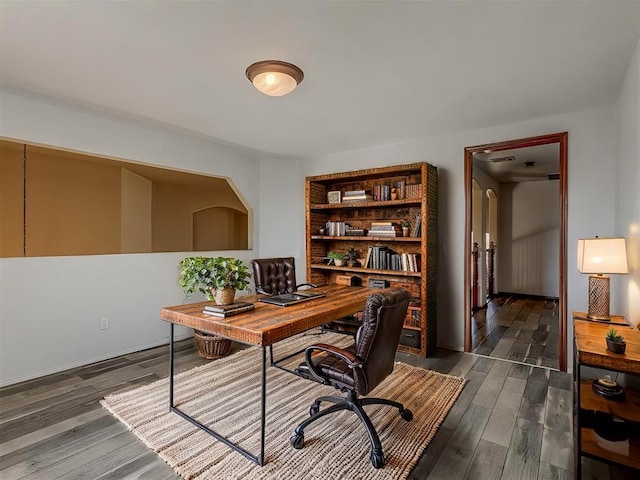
[{"left": 587, "top": 275, "right": 610, "bottom": 321}]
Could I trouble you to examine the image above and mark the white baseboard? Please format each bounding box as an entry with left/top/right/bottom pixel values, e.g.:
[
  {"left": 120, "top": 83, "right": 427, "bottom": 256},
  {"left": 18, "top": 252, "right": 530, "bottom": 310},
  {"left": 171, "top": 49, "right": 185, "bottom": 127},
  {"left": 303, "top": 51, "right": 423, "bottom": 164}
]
[{"left": 0, "top": 333, "right": 193, "bottom": 388}]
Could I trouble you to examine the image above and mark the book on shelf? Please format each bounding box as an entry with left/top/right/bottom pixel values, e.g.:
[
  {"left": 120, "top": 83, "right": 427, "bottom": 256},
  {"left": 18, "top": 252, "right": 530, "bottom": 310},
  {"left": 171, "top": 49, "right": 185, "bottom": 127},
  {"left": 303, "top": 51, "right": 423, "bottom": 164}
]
[
  {"left": 368, "top": 231, "right": 400, "bottom": 237},
  {"left": 410, "top": 213, "right": 422, "bottom": 237},
  {"left": 345, "top": 228, "right": 367, "bottom": 236},
  {"left": 342, "top": 194, "right": 373, "bottom": 203},
  {"left": 370, "top": 222, "right": 394, "bottom": 228},
  {"left": 368, "top": 223, "right": 402, "bottom": 237},
  {"left": 203, "top": 302, "right": 255, "bottom": 317},
  {"left": 343, "top": 190, "right": 366, "bottom": 197}
]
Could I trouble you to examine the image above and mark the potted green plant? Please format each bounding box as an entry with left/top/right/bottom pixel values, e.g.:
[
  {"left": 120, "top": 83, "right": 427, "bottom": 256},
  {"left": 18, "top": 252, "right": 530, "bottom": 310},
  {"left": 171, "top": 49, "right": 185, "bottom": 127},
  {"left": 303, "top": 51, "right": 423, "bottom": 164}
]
[
  {"left": 178, "top": 256, "right": 251, "bottom": 360},
  {"left": 327, "top": 250, "right": 347, "bottom": 267},
  {"left": 400, "top": 219, "right": 411, "bottom": 237},
  {"left": 606, "top": 328, "right": 626, "bottom": 354},
  {"left": 179, "top": 256, "right": 251, "bottom": 305}
]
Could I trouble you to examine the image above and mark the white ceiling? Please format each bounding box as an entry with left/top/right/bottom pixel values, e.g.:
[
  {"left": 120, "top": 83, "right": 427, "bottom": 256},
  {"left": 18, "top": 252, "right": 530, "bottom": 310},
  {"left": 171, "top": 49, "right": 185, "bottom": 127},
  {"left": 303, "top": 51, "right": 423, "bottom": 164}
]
[{"left": 1, "top": 1, "right": 639, "bottom": 158}]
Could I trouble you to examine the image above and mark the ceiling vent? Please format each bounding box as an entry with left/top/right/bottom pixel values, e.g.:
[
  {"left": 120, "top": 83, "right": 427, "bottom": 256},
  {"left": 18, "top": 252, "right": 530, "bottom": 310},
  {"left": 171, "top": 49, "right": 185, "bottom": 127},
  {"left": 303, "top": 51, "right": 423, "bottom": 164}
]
[
  {"left": 489, "top": 156, "right": 515, "bottom": 164},
  {"left": 547, "top": 173, "right": 560, "bottom": 180}
]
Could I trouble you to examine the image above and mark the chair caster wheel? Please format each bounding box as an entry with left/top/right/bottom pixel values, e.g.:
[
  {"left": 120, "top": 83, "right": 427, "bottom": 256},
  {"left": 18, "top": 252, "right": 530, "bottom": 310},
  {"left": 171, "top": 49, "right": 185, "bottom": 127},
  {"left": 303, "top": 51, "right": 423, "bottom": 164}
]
[
  {"left": 309, "top": 404, "right": 319, "bottom": 416},
  {"left": 400, "top": 408, "right": 413, "bottom": 421},
  {"left": 290, "top": 433, "right": 305, "bottom": 449},
  {"left": 371, "top": 450, "right": 385, "bottom": 468}
]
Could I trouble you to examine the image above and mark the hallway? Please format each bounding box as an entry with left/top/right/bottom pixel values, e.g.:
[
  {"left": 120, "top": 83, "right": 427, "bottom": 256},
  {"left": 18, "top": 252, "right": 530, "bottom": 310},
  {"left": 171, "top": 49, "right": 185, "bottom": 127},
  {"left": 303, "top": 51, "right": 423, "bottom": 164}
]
[{"left": 471, "top": 295, "right": 559, "bottom": 371}]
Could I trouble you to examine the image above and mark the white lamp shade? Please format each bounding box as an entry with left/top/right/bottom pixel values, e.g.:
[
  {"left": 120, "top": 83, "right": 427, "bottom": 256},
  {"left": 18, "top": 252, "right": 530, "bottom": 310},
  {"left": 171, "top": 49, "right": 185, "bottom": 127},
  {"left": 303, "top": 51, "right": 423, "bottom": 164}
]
[{"left": 577, "top": 237, "right": 628, "bottom": 274}]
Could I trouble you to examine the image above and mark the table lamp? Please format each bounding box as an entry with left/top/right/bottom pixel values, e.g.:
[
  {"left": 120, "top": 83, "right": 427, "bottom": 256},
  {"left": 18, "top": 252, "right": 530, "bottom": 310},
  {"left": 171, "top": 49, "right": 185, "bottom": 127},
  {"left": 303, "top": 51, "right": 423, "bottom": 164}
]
[{"left": 577, "top": 237, "right": 628, "bottom": 321}]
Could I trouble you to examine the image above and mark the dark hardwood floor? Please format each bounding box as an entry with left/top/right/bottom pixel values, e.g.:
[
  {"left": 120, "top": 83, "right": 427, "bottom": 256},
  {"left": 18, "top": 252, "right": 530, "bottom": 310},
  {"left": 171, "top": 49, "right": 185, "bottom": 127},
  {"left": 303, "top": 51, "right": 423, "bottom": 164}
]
[
  {"left": 0, "top": 332, "right": 634, "bottom": 479},
  {"left": 471, "top": 295, "right": 560, "bottom": 371}
]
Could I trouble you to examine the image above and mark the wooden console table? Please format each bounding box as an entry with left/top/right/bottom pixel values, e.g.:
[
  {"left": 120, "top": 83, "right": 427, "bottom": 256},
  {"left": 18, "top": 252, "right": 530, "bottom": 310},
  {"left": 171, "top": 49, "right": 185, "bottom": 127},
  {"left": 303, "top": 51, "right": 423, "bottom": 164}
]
[{"left": 573, "top": 313, "right": 640, "bottom": 478}]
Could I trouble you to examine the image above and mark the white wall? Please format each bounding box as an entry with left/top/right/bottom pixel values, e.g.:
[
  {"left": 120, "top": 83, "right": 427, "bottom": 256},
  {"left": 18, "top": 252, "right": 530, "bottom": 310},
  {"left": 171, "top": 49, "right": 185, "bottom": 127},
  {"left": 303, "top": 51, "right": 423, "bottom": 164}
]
[
  {"left": 615, "top": 36, "right": 640, "bottom": 327},
  {"left": 0, "top": 91, "right": 261, "bottom": 386},
  {"left": 255, "top": 157, "right": 306, "bottom": 270},
  {"left": 498, "top": 181, "right": 560, "bottom": 297},
  {"left": 303, "top": 106, "right": 619, "bottom": 353}
]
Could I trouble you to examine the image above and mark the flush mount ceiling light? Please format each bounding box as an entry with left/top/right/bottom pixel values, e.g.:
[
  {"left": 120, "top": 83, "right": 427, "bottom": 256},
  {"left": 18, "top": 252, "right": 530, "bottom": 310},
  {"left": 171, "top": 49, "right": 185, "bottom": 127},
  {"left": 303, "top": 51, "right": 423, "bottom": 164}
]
[{"left": 245, "top": 60, "right": 304, "bottom": 97}]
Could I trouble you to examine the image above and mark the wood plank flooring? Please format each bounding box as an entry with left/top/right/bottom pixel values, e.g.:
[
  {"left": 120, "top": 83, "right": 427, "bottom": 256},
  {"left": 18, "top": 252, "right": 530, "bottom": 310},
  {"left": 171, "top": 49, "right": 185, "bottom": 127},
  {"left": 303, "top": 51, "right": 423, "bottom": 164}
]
[
  {"left": 0, "top": 335, "right": 634, "bottom": 479},
  {"left": 472, "top": 295, "right": 560, "bottom": 370}
]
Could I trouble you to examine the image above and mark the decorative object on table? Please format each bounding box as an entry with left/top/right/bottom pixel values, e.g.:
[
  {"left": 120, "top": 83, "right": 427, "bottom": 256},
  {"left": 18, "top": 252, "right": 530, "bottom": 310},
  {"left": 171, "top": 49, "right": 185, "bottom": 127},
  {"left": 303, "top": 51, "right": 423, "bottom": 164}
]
[
  {"left": 577, "top": 237, "right": 628, "bottom": 321},
  {"left": 178, "top": 256, "right": 251, "bottom": 305},
  {"left": 327, "top": 250, "right": 347, "bottom": 267},
  {"left": 591, "top": 376, "right": 625, "bottom": 401},
  {"left": 400, "top": 219, "right": 411, "bottom": 237},
  {"left": 606, "top": 328, "right": 627, "bottom": 354}
]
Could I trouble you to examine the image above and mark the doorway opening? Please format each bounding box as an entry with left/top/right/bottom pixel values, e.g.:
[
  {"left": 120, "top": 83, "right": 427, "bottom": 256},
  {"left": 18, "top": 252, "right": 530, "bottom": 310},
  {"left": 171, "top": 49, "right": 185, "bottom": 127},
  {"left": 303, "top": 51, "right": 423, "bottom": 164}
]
[{"left": 464, "top": 132, "right": 568, "bottom": 371}]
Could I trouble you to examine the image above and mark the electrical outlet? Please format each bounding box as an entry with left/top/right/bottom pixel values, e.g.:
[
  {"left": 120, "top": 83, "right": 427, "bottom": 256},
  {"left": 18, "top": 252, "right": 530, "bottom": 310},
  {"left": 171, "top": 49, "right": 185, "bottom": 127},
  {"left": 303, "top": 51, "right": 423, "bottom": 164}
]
[{"left": 100, "top": 318, "right": 109, "bottom": 330}]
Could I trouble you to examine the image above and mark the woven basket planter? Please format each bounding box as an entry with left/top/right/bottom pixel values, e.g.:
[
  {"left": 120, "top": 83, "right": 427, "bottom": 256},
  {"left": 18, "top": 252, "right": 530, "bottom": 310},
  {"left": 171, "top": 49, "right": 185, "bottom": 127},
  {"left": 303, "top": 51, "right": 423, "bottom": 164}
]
[
  {"left": 212, "top": 287, "right": 236, "bottom": 305},
  {"left": 194, "top": 330, "right": 232, "bottom": 360}
]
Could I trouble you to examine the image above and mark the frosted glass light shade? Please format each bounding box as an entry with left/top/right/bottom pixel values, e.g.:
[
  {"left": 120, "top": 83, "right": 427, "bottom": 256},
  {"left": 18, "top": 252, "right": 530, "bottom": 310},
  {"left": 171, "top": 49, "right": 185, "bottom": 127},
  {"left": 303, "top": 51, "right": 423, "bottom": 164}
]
[
  {"left": 577, "top": 237, "right": 628, "bottom": 274},
  {"left": 246, "top": 60, "right": 304, "bottom": 97}
]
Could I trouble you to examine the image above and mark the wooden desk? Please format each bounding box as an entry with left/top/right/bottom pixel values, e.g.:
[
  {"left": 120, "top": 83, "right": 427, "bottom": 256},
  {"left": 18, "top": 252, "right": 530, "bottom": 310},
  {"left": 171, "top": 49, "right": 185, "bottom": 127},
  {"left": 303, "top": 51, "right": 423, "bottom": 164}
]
[
  {"left": 573, "top": 315, "right": 640, "bottom": 478},
  {"left": 160, "top": 284, "right": 372, "bottom": 466}
]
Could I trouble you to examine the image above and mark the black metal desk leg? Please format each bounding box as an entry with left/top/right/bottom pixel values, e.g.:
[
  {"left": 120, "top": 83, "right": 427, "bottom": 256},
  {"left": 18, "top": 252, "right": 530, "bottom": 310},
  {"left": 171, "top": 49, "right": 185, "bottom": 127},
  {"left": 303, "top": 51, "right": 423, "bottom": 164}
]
[
  {"left": 169, "top": 323, "right": 174, "bottom": 409},
  {"left": 260, "top": 346, "right": 267, "bottom": 466},
  {"left": 166, "top": 323, "right": 267, "bottom": 466}
]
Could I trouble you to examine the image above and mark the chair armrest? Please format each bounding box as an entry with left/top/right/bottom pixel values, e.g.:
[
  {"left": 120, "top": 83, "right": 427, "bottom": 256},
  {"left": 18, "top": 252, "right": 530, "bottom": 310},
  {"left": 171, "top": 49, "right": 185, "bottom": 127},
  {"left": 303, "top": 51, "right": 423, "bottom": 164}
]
[
  {"left": 296, "top": 282, "right": 317, "bottom": 290},
  {"left": 304, "top": 343, "right": 362, "bottom": 382}
]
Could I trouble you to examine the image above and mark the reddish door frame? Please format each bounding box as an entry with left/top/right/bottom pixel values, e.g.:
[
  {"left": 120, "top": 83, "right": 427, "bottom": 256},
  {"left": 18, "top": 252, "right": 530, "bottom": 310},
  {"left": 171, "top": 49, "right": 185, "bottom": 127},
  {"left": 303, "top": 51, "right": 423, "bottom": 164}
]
[{"left": 464, "top": 132, "right": 568, "bottom": 371}]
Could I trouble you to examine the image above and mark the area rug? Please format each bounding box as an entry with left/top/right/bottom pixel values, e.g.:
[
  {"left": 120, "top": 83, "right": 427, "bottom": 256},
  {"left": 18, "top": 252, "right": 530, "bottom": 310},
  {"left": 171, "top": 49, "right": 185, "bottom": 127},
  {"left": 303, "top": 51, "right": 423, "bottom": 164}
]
[{"left": 101, "top": 332, "right": 465, "bottom": 480}]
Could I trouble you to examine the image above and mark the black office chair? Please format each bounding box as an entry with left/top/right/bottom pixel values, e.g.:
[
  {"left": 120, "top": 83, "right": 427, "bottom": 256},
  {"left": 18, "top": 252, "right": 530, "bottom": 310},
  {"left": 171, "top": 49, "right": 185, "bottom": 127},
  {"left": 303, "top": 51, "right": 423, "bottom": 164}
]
[
  {"left": 250, "top": 257, "right": 315, "bottom": 295},
  {"left": 290, "top": 287, "right": 413, "bottom": 468},
  {"left": 251, "top": 256, "right": 362, "bottom": 335}
]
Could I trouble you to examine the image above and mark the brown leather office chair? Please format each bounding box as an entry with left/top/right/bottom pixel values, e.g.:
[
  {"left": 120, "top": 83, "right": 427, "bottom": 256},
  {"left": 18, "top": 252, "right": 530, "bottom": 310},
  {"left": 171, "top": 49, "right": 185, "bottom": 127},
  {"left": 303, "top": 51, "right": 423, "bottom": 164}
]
[
  {"left": 250, "top": 257, "right": 315, "bottom": 295},
  {"left": 251, "top": 257, "right": 362, "bottom": 335},
  {"left": 290, "top": 287, "right": 413, "bottom": 468}
]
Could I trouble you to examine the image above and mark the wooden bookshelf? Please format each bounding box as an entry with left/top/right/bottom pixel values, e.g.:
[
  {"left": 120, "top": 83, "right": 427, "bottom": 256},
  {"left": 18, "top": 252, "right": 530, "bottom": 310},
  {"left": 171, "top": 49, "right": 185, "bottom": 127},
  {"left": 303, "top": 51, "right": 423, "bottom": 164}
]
[{"left": 305, "top": 162, "right": 437, "bottom": 356}]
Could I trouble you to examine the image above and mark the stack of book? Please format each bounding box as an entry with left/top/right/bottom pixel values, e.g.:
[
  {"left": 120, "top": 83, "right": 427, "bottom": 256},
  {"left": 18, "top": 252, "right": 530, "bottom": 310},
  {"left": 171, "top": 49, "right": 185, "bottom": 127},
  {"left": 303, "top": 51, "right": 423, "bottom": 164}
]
[
  {"left": 367, "top": 221, "right": 401, "bottom": 237},
  {"left": 203, "top": 301, "right": 255, "bottom": 317},
  {"left": 342, "top": 190, "right": 373, "bottom": 203},
  {"left": 325, "top": 221, "right": 347, "bottom": 236},
  {"left": 345, "top": 227, "right": 367, "bottom": 236}
]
